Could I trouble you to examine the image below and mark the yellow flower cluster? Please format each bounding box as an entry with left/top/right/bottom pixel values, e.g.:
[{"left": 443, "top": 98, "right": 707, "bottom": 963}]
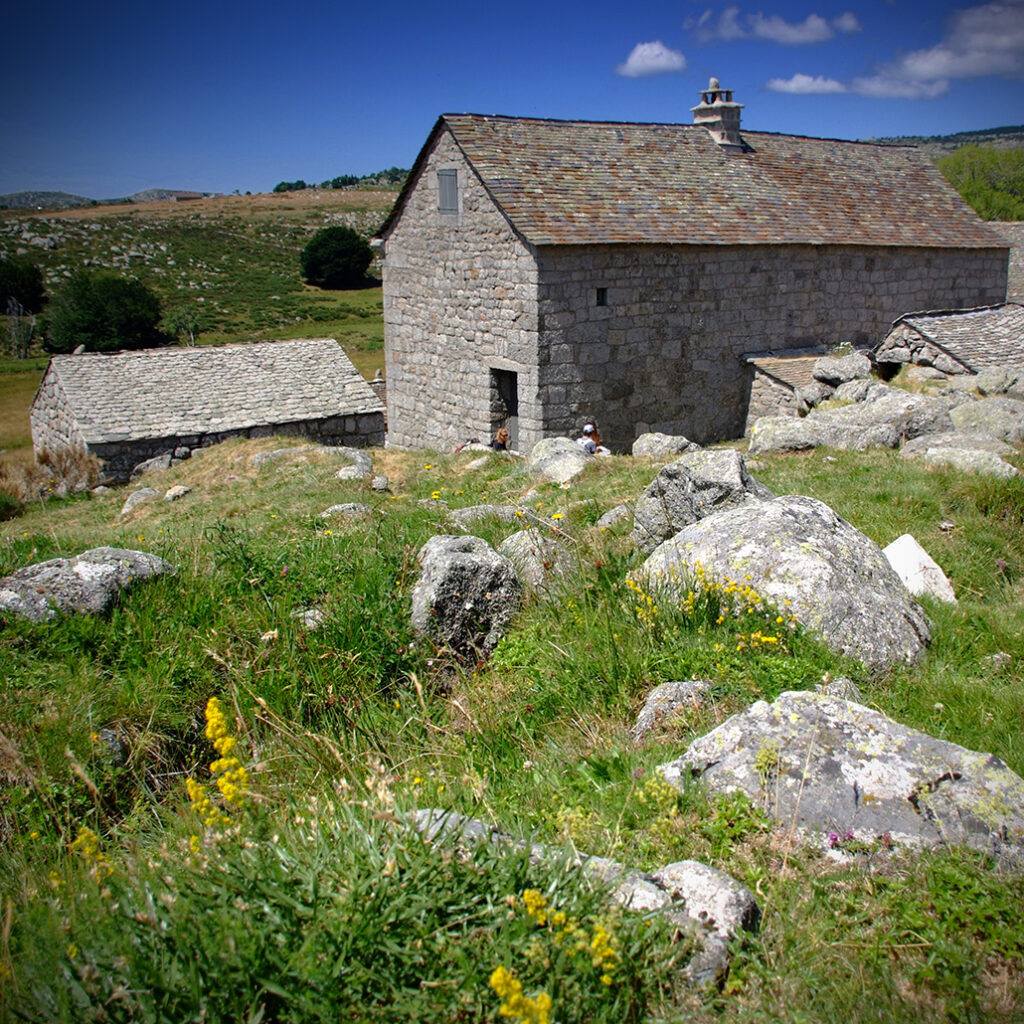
[
  {"left": 187, "top": 697, "right": 249, "bottom": 829},
  {"left": 625, "top": 577, "right": 659, "bottom": 628},
  {"left": 70, "top": 824, "right": 114, "bottom": 881},
  {"left": 490, "top": 966, "right": 552, "bottom": 1024}
]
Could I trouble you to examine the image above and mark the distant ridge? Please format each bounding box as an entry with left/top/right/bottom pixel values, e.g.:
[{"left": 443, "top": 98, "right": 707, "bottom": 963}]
[
  {"left": 864, "top": 124, "right": 1024, "bottom": 160},
  {"left": 0, "top": 188, "right": 219, "bottom": 211}
]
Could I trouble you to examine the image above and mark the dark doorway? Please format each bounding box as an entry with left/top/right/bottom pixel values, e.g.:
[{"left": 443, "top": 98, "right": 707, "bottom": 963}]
[{"left": 490, "top": 369, "right": 518, "bottom": 449}]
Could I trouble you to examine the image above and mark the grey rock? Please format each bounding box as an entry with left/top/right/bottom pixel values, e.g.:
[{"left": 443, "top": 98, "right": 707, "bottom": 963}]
[
  {"left": 464, "top": 455, "right": 490, "bottom": 471},
  {"left": 904, "top": 445, "right": 1019, "bottom": 478},
  {"left": 497, "top": 529, "right": 574, "bottom": 593},
  {"left": 371, "top": 475, "right": 389, "bottom": 492},
  {"left": 91, "top": 485, "right": 110, "bottom": 495},
  {"left": 163, "top": 485, "right": 191, "bottom": 502},
  {"left": 815, "top": 676, "right": 864, "bottom": 702},
  {"left": 130, "top": 453, "right": 172, "bottom": 479},
  {"left": 949, "top": 396, "right": 1024, "bottom": 443},
  {"left": 410, "top": 535, "right": 522, "bottom": 655},
  {"left": 984, "top": 652, "right": 1012, "bottom": 670},
  {"left": 659, "top": 690, "right": 1024, "bottom": 868},
  {"left": 813, "top": 353, "right": 872, "bottom": 386},
  {"left": 904, "top": 365, "right": 949, "bottom": 383},
  {"left": 973, "top": 366, "right": 1024, "bottom": 399},
  {"left": 632, "top": 449, "right": 773, "bottom": 554},
  {"left": 448, "top": 505, "right": 527, "bottom": 530},
  {"left": 119, "top": 488, "right": 159, "bottom": 518},
  {"left": 97, "top": 727, "right": 129, "bottom": 768},
  {"left": 632, "top": 432, "right": 701, "bottom": 458},
  {"left": 173, "top": 446, "right": 191, "bottom": 460},
  {"left": 596, "top": 504, "right": 632, "bottom": 530},
  {"left": 794, "top": 381, "right": 835, "bottom": 408},
  {"left": 636, "top": 495, "right": 930, "bottom": 670},
  {"left": 0, "top": 547, "right": 175, "bottom": 623},
  {"left": 633, "top": 680, "right": 712, "bottom": 742},
  {"left": 526, "top": 437, "right": 591, "bottom": 483},
  {"left": 250, "top": 445, "right": 322, "bottom": 467},
  {"left": 883, "top": 534, "right": 957, "bottom": 605},
  {"left": 833, "top": 378, "right": 887, "bottom": 404},
  {"left": 901, "top": 432, "right": 1013, "bottom": 457},
  {"left": 290, "top": 607, "right": 326, "bottom": 630},
  {"left": 319, "top": 502, "right": 373, "bottom": 519}
]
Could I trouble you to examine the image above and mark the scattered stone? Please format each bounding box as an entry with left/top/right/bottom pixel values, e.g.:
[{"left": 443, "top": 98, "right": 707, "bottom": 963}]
[
  {"left": 632, "top": 449, "right": 773, "bottom": 554},
  {"left": 883, "top": 534, "right": 957, "bottom": 605},
  {"left": 250, "top": 445, "right": 323, "bottom": 467},
  {"left": 448, "top": 505, "right": 527, "bottom": 530},
  {"left": 410, "top": 535, "right": 522, "bottom": 655},
  {"left": 633, "top": 680, "right": 712, "bottom": 742},
  {"left": 904, "top": 445, "right": 1019, "bottom": 478},
  {"left": 91, "top": 485, "right": 110, "bottom": 495},
  {"left": 659, "top": 690, "right": 1024, "bottom": 869},
  {"left": 526, "top": 437, "right": 591, "bottom": 483},
  {"left": 130, "top": 453, "right": 172, "bottom": 479},
  {"left": 794, "top": 381, "right": 835, "bottom": 408},
  {"left": 632, "top": 433, "right": 701, "bottom": 458},
  {"left": 949, "top": 396, "right": 1024, "bottom": 443},
  {"left": 465, "top": 456, "right": 490, "bottom": 471},
  {"left": 173, "top": 446, "right": 191, "bottom": 460},
  {"left": 497, "top": 529, "right": 574, "bottom": 593},
  {"left": 901, "top": 432, "right": 1013, "bottom": 457},
  {"left": 412, "top": 808, "right": 759, "bottom": 988},
  {"left": 905, "top": 365, "right": 949, "bottom": 383},
  {"left": 0, "top": 547, "right": 175, "bottom": 623},
  {"left": 815, "top": 676, "right": 864, "bottom": 702},
  {"left": 984, "top": 652, "right": 1012, "bottom": 670},
  {"left": 290, "top": 608, "right": 326, "bottom": 630},
  {"left": 371, "top": 475, "right": 389, "bottom": 492},
  {"left": 119, "top": 488, "right": 159, "bottom": 518},
  {"left": 164, "top": 485, "right": 191, "bottom": 502},
  {"left": 973, "top": 365, "right": 1024, "bottom": 399},
  {"left": 319, "top": 502, "right": 373, "bottom": 519},
  {"left": 812, "top": 353, "right": 872, "bottom": 386},
  {"left": 635, "top": 495, "right": 930, "bottom": 670},
  {"left": 596, "top": 504, "right": 631, "bottom": 530},
  {"left": 832, "top": 378, "right": 886, "bottom": 404}
]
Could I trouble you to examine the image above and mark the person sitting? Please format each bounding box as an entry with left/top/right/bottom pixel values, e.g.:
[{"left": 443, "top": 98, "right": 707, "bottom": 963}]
[
  {"left": 491, "top": 427, "right": 510, "bottom": 451},
  {"left": 577, "top": 423, "right": 609, "bottom": 455}
]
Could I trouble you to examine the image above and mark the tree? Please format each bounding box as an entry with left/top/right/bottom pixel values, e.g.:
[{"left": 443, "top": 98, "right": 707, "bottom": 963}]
[
  {"left": 299, "top": 226, "right": 372, "bottom": 289},
  {"left": 936, "top": 145, "right": 1024, "bottom": 221},
  {"left": 0, "top": 257, "right": 45, "bottom": 314},
  {"left": 273, "top": 179, "right": 308, "bottom": 194},
  {"left": 46, "top": 271, "right": 168, "bottom": 353},
  {"left": 166, "top": 306, "right": 201, "bottom": 346}
]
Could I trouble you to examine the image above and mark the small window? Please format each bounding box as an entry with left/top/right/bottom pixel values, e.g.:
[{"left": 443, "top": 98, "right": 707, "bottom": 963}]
[
  {"left": 438, "top": 169, "right": 458, "bottom": 213},
  {"left": 595, "top": 287, "right": 608, "bottom": 307}
]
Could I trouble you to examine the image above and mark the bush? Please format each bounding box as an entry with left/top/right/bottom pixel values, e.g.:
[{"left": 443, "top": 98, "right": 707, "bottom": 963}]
[
  {"left": 45, "top": 271, "right": 168, "bottom": 353},
  {"left": 272, "top": 179, "right": 307, "bottom": 194},
  {"left": 937, "top": 145, "right": 1024, "bottom": 220},
  {"left": 0, "top": 257, "right": 45, "bottom": 314},
  {"left": 300, "top": 226, "right": 372, "bottom": 289}
]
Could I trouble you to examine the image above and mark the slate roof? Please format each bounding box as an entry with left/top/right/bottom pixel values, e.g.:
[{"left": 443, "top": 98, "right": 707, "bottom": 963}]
[
  {"left": 38, "top": 339, "right": 383, "bottom": 444},
  {"left": 891, "top": 304, "right": 1024, "bottom": 371},
  {"left": 745, "top": 353, "right": 822, "bottom": 391},
  {"left": 380, "top": 114, "right": 1006, "bottom": 250}
]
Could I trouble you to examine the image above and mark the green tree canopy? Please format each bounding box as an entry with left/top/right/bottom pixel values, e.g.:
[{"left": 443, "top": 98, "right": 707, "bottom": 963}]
[
  {"left": 936, "top": 145, "right": 1024, "bottom": 220},
  {"left": 46, "top": 271, "right": 168, "bottom": 353},
  {"left": 0, "top": 256, "right": 46, "bottom": 314},
  {"left": 299, "top": 226, "right": 373, "bottom": 290}
]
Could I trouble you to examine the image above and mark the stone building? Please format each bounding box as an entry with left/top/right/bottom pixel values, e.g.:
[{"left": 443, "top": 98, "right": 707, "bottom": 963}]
[
  {"left": 874, "top": 303, "right": 1024, "bottom": 376},
  {"left": 375, "top": 79, "right": 1008, "bottom": 452},
  {"left": 30, "top": 338, "right": 384, "bottom": 481}
]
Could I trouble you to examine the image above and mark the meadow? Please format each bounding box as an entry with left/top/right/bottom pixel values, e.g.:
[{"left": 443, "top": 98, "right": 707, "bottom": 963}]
[{"left": 1, "top": 430, "right": 1022, "bottom": 1022}]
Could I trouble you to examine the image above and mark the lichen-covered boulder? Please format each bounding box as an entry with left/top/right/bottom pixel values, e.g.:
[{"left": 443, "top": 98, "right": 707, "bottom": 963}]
[
  {"left": 497, "top": 529, "right": 574, "bottom": 594},
  {"left": 410, "top": 535, "right": 522, "bottom": 655},
  {"left": 633, "top": 680, "right": 711, "bottom": 742},
  {"left": 901, "top": 436, "right": 1020, "bottom": 478},
  {"left": 526, "top": 437, "right": 591, "bottom": 483},
  {"left": 119, "top": 488, "right": 159, "bottom": 518},
  {"left": 949, "top": 396, "right": 1024, "bottom": 443},
  {"left": 813, "top": 352, "right": 872, "bottom": 386},
  {"left": 631, "top": 432, "right": 701, "bottom": 458},
  {"left": 448, "top": 505, "right": 528, "bottom": 531},
  {"left": 319, "top": 502, "right": 374, "bottom": 520},
  {"left": 0, "top": 547, "right": 176, "bottom": 623},
  {"left": 659, "top": 691, "right": 1024, "bottom": 869},
  {"left": 632, "top": 449, "right": 772, "bottom": 554},
  {"left": 635, "top": 495, "right": 930, "bottom": 670}
]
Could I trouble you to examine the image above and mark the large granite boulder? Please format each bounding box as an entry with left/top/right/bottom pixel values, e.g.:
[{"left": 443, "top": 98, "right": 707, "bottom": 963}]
[
  {"left": 949, "top": 396, "right": 1024, "bottom": 443},
  {"left": 526, "top": 437, "right": 591, "bottom": 483},
  {"left": 0, "top": 547, "right": 176, "bottom": 623},
  {"left": 632, "top": 450, "right": 773, "bottom": 554},
  {"left": 633, "top": 680, "right": 711, "bottom": 743},
  {"left": 749, "top": 387, "right": 954, "bottom": 454},
  {"left": 812, "top": 352, "right": 872, "bottom": 386},
  {"left": 659, "top": 691, "right": 1024, "bottom": 869},
  {"left": 973, "top": 365, "right": 1024, "bottom": 399},
  {"left": 448, "top": 505, "right": 528, "bottom": 531},
  {"left": 410, "top": 535, "right": 522, "bottom": 655},
  {"left": 635, "top": 495, "right": 930, "bottom": 670},
  {"left": 497, "top": 529, "right": 574, "bottom": 594},
  {"left": 631, "top": 432, "right": 701, "bottom": 458},
  {"left": 900, "top": 434, "right": 1020, "bottom": 478}
]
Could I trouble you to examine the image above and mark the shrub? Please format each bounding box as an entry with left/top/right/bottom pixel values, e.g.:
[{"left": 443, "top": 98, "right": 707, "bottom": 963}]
[
  {"left": 45, "top": 271, "right": 168, "bottom": 353},
  {"left": 937, "top": 145, "right": 1024, "bottom": 220},
  {"left": 0, "top": 256, "right": 45, "bottom": 314},
  {"left": 300, "top": 226, "right": 372, "bottom": 289}
]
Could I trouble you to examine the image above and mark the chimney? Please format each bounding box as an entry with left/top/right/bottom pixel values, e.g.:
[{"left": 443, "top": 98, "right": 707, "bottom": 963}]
[{"left": 691, "top": 77, "right": 745, "bottom": 151}]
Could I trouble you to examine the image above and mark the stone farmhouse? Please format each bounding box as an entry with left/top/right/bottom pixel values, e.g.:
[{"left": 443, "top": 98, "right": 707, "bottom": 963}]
[
  {"left": 30, "top": 338, "right": 384, "bottom": 482},
  {"left": 375, "top": 79, "right": 1009, "bottom": 452}
]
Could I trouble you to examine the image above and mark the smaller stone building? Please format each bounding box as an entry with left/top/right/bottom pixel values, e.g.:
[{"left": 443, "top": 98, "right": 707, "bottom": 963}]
[
  {"left": 874, "top": 303, "right": 1024, "bottom": 376},
  {"left": 30, "top": 338, "right": 384, "bottom": 481}
]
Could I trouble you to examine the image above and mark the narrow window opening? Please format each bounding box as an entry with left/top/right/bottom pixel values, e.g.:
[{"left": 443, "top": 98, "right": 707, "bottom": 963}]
[
  {"left": 595, "top": 287, "right": 608, "bottom": 307},
  {"left": 438, "top": 169, "right": 458, "bottom": 213}
]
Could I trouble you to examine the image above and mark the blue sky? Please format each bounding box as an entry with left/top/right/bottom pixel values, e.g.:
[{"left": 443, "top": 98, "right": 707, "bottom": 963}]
[{"left": 2, "top": 0, "right": 1022, "bottom": 197}]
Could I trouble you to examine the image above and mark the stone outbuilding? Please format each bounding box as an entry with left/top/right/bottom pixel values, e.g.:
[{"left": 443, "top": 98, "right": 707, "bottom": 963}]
[
  {"left": 30, "top": 338, "right": 384, "bottom": 482},
  {"left": 375, "top": 79, "right": 1008, "bottom": 452},
  {"left": 874, "top": 303, "right": 1024, "bottom": 376}
]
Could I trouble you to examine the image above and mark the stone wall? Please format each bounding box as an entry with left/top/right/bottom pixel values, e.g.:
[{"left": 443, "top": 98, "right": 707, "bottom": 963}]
[
  {"left": 874, "top": 323, "right": 973, "bottom": 375},
  {"left": 29, "top": 367, "right": 87, "bottom": 457},
  {"left": 745, "top": 370, "right": 804, "bottom": 427},
  {"left": 535, "top": 244, "right": 1007, "bottom": 445},
  {"left": 381, "top": 129, "right": 542, "bottom": 451}
]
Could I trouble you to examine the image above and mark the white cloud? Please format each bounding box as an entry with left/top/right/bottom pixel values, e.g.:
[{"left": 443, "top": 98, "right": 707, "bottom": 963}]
[
  {"left": 849, "top": 75, "right": 951, "bottom": 99},
  {"left": 690, "top": 8, "right": 862, "bottom": 45},
  {"left": 616, "top": 40, "right": 687, "bottom": 77},
  {"left": 765, "top": 72, "right": 848, "bottom": 93}
]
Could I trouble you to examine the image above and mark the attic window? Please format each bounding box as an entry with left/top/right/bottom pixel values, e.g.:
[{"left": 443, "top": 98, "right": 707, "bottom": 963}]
[
  {"left": 438, "top": 169, "right": 458, "bottom": 213},
  {"left": 595, "top": 287, "right": 608, "bottom": 307}
]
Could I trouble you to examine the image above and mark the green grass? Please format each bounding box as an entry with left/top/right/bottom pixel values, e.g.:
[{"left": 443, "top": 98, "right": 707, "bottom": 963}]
[{"left": 1, "top": 439, "right": 1023, "bottom": 1022}]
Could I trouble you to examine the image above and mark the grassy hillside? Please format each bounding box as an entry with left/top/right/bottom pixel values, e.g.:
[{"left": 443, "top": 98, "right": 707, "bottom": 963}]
[{"left": 0, "top": 432, "right": 1022, "bottom": 1022}]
